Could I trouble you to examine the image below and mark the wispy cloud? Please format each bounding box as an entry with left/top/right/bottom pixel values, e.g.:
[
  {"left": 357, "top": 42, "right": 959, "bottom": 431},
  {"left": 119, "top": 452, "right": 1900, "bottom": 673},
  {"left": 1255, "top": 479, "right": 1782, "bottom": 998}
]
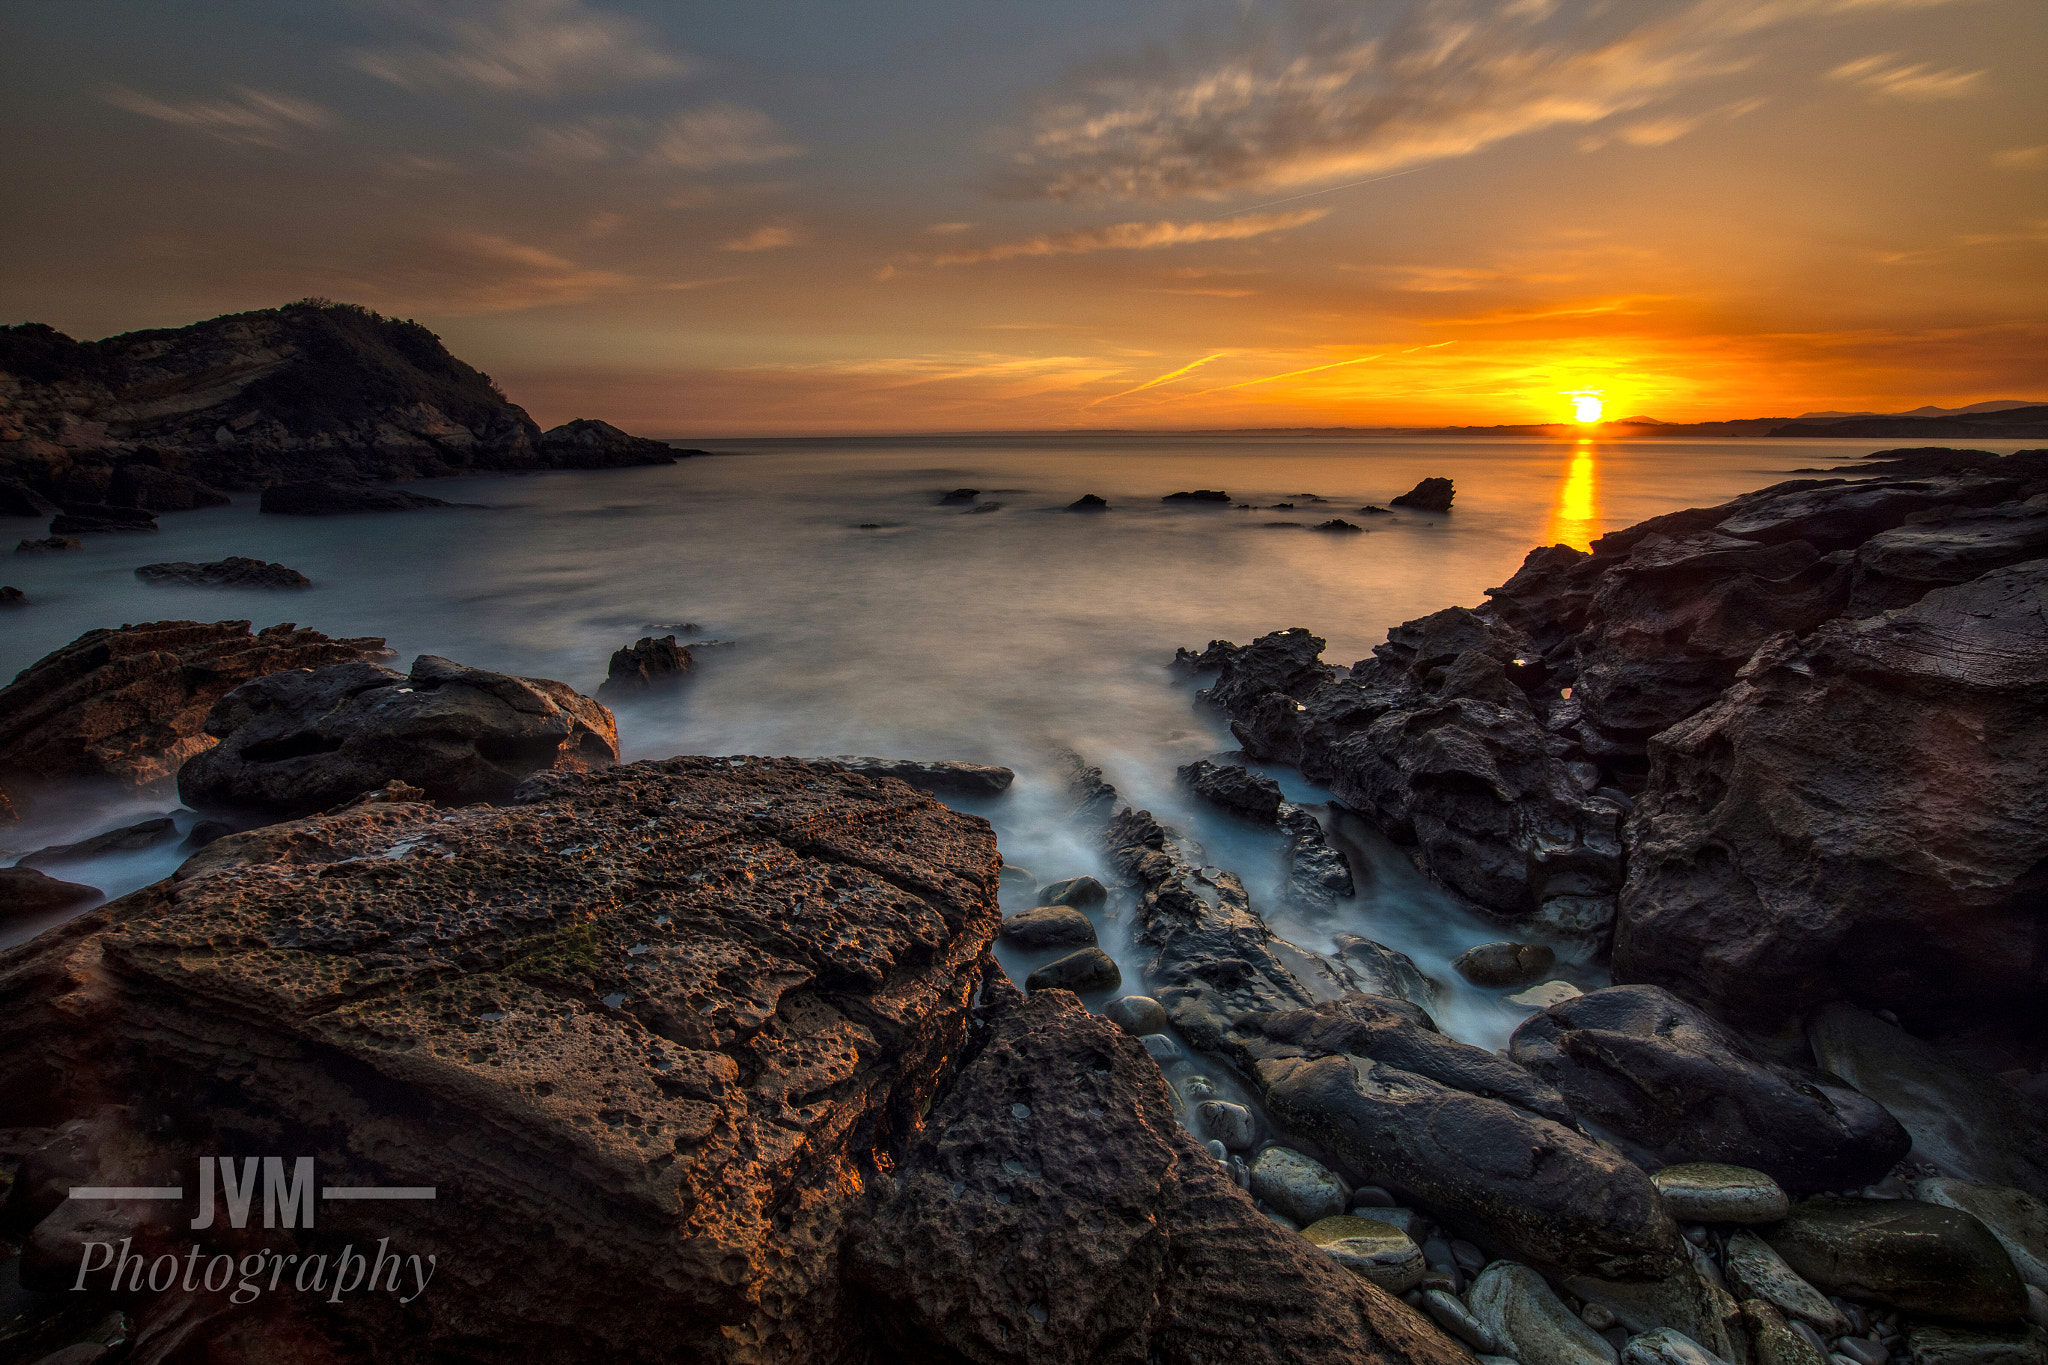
[
  {"left": 1992, "top": 146, "right": 2047, "bottom": 170},
  {"left": 102, "top": 86, "right": 335, "bottom": 149},
  {"left": 1086, "top": 351, "right": 1234, "bottom": 405},
  {"left": 350, "top": 0, "right": 692, "bottom": 97},
  {"left": 927, "top": 208, "right": 1326, "bottom": 266},
  {"left": 308, "top": 229, "right": 631, "bottom": 314},
  {"left": 1827, "top": 53, "right": 1986, "bottom": 100},
  {"left": 720, "top": 222, "right": 801, "bottom": 251},
  {"left": 1001, "top": 0, "right": 1973, "bottom": 201},
  {"left": 523, "top": 104, "right": 802, "bottom": 170}
]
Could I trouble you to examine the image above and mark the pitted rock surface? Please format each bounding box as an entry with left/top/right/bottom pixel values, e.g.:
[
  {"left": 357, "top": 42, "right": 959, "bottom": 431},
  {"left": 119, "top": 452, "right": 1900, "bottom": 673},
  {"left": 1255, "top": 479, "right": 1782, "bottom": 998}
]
[{"left": 0, "top": 756, "right": 1001, "bottom": 1364}]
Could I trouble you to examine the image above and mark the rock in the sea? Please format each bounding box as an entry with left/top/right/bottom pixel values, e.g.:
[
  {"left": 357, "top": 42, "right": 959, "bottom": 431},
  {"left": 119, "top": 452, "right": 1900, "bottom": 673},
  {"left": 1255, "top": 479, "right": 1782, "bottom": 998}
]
[
  {"left": 1068, "top": 493, "right": 1109, "bottom": 510},
  {"left": 0, "top": 585, "right": 22, "bottom": 605},
  {"left": 1250, "top": 1147, "right": 1348, "bottom": 1227},
  {"left": 817, "top": 756, "right": 1015, "bottom": 796},
  {"left": 1725, "top": 1230, "right": 1849, "bottom": 1332},
  {"left": 537, "top": 417, "right": 679, "bottom": 467},
  {"left": 1622, "top": 1327, "right": 1731, "bottom": 1365},
  {"left": 0, "top": 619, "right": 391, "bottom": 790},
  {"left": 1039, "top": 875, "right": 1107, "bottom": 907},
  {"left": 18, "top": 816, "right": 180, "bottom": 868},
  {"left": 1510, "top": 985, "right": 1910, "bottom": 1193},
  {"left": 1163, "top": 489, "right": 1232, "bottom": 502},
  {"left": 1904, "top": 1324, "right": 2048, "bottom": 1365},
  {"left": 1454, "top": 940, "right": 1557, "bottom": 988},
  {"left": 1808, "top": 1004, "right": 2048, "bottom": 1200},
  {"left": 1764, "top": 1196, "right": 2028, "bottom": 1324},
  {"left": 596, "top": 634, "right": 692, "bottom": 700},
  {"left": 177, "top": 653, "right": 618, "bottom": 814},
  {"left": 1652, "top": 1164, "right": 1791, "bottom": 1224},
  {"left": 1001, "top": 904, "right": 1097, "bottom": 949},
  {"left": 259, "top": 479, "right": 460, "bottom": 514},
  {"left": 1315, "top": 519, "right": 1365, "bottom": 532},
  {"left": 15, "top": 536, "right": 79, "bottom": 553},
  {"left": 105, "top": 463, "right": 230, "bottom": 511},
  {"left": 49, "top": 503, "right": 157, "bottom": 535},
  {"left": 1180, "top": 758, "right": 1285, "bottom": 820},
  {"left": 1509, "top": 980, "right": 1584, "bottom": 1008},
  {"left": 1025, "top": 946, "right": 1121, "bottom": 994},
  {"left": 0, "top": 756, "right": 1009, "bottom": 1363},
  {"left": 0, "top": 478, "right": 58, "bottom": 516},
  {"left": 1470, "top": 1262, "right": 1619, "bottom": 1365},
  {"left": 849, "top": 987, "right": 1467, "bottom": 1365},
  {"left": 0, "top": 867, "right": 101, "bottom": 921},
  {"left": 1912, "top": 1179, "right": 2048, "bottom": 1289},
  {"left": 1105, "top": 994, "right": 1169, "bottom": 1036},
  {"left": 134, "top": 556, "right": 310, "bottom": 588},
  {"left": 1390, "top": 478, "right": 1455, "bottom": 512},
  {"left": 1300, "top": 1216, "right": 1426, "bottom": 1292}
]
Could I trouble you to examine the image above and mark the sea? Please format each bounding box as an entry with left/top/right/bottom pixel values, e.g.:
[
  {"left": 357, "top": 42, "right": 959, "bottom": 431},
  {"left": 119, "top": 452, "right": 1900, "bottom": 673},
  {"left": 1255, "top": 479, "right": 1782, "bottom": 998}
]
[{"left": 6, "top": 432, "right": 2019, "bottom": 1049}]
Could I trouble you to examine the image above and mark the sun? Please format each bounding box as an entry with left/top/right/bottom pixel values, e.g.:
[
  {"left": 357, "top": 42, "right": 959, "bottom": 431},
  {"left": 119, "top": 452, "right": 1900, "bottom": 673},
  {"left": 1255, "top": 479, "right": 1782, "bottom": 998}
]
[{"left": 1565, "top": 390, "right": 1604, "bottom": 423}]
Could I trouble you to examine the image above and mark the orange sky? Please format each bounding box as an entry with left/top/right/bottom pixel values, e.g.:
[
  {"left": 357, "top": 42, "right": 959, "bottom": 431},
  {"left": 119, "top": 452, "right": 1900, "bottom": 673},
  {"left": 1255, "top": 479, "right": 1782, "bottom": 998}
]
[{"left": 2, "top": 0, "right": 2042, "bottom": 433}]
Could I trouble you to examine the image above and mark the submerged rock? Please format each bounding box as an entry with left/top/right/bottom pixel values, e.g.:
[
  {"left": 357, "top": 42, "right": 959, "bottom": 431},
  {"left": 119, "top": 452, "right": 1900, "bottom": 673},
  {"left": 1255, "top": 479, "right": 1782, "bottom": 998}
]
[
  {"left": 1068, "top": 493, "right": 1109, "bottom": 510},
  {"left": 134, "top": 556, "right": 310, "bottom": 588},
  {"left": 18, "top": 817, "right": 180, "bottom": 868},
  {"left": 1104, "top": 994, "right": 1169, "bottom": 1036},
  {"left": 1025, "top": 946, "right": 1121, "bottom": 994},
  {"left": 1038, "top": 875, "right": 1107, "bottom": 907},
  {"left": 1163, "top": 490, "right": 1232, "bottom": 503},
  {"left": 817, "top": 756, "right": 1015, "bottom": 796},
  {"left": 48, "top": 503, "right": 157, "bottom": 534},
  {"left": 1454, "top": 940, "right": 1556, "bottom": 988},
  {"left": 178, "top": 653, "right": 619, "bottom": 814},
  {"left": 1764, "top": 1196, "right": 2028, "bottom": 1324},
  {"left": 1390, "top": 478, "right": 1455, "bottom": 512},
  {"left": 596, "top": 634, "right": 692, "bottom": 700},
  {"left": 0, "top": 867, "right": 101, "bottom": 921},
  {"left": 1000, "top": 904, "right": 1097, "bottom": 949},
  {"left": 259, "top": 479, "right": 462, "bottom": 514},
  {"left": 15, "top": 536, "right": 80, "bottom": 553}
]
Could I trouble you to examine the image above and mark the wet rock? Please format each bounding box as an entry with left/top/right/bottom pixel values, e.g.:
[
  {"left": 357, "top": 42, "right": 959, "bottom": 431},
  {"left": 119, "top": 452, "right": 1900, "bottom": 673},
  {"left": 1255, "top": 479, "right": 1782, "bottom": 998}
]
[
  {"left": 134, "top": 556, "right": 310, "bottom": 588},
  {"left": 0, "top": 867, "right": 101, "bottom": 921},
  {"left": 2032, "top": 1287, "right": 2048, "bottom": 1328},
  {"left": 1105, "top": 994, "right": 1169, "bottom": 1036},
  {"left": 1, "top": 756, "right": 1004, "bottom": 1364},
  {"left": 1652, "top": 1164, "right": 1791, "bottom": 1224},
  {"left": 1001, "top": 905, "right": 1097, "bottom": 950},
  {"left": 1911, "top": 1179, "right": 2048, "bottom": 1289},
  {"left": 49, "top": 503, "right": 156, "bottom": 535},
  {"left": 1163, "top": 490, "right": 1231, "bottom": 502},
  {"left": 19, "top": 816, "right": 180, "bottom": 868},
  {"left": 939, "top": 487, "right": 979, "bottom": 502},
  {"left": 1250, "top": 1147, "right": 1348, "bottom": 1226},
  {"left": 15, "top": 536, "right": 79, "bottom": 553},
  {"left": 178, "top": 653, "right": 619, "bottom": 815},
  {"left": 537, "top": 418, "right": 679, "bottom": 467},
  {"left": 1, "top": 585, "right": 24, "bottom": 605},
  {"left": 1848, "top": 502, "right": 2048, "bottom": 614},
  {"left": 1199, "top": 1099, "right": 1260, "bottom": 1150},
  {"left": 1301, "top": 1217, "right": 1427, "bottom": 1292},
  {"left": 105, "top": 463, "right": 230, "bottom": 511},
  {"left": 1424, "top": 1286, "right": 1504, "bottom": 1352},
  {"left": 1391, "top": 478, "right": 1455, "bottom": 512},
  {"left": 1510, "top": 985, "right": 1910, "bottom": 1193},
  {"left": 1143, "top": 1033, "right": 1183, "bottom": 1063},
  {"left": 1903, "top": 1325, "right": 2048, "bottom": 1365},
  {"left": 1039, "top": 875, "right": 1107, "bottom": 907},
  {"left": 0, "top": 619, "right": 391, "bottom": 790},
  {"left": 1765, "top": 1196, "right": 2027, "bottom": 1324},
  {"left": 1470, "top": 1262, "right": 1619, "bottom": 1365},
  {"left": 596, "top": 635, "right": 692, "bottom": 699},
  {"left": 1279, "top": 804, "right": 1356, "bottom": 910},
  {"left": 1333, "top": 933, "right": 1438, "bottom": 1006},
  {"left": 178, "top": 818, "right": 233, "bottom": 850},
  {"left": 1808, "top": 1005, "right": 2048, "bottom": 1200},
  {"left": 1180, "top": 758, "right": 1285, "bottom": 820},
  {"left": 1725, "top": 1232, "right": 1849, "bottom": 1332},
  {"left": 1025, "top": 946, "right": 1121, "bottom": 994},
  {"left": 1315, "top": 519, "right": 1365, "bottom": 532},
  {"left": 1510, "top": 980, "right": 1584, "bottom": 1008},
  {"left": 1559, "top": 1261, "right": 1741, "bottom": 1361},
  {"left": 817, "top": 756, "right": 1015, "bottom": 796},
  {"left": 850, "top": 988, "right": 1468, "bottom": 1365},
  {"left": 258, "top": 480, "right": 460, "bottom": 514},
  {"left": 1454, "top": 940, "right": 1557, "bottom": 988},
  {"left": 1068, "top": 493, "right": 1108, "bottom": 510},
  {"left": 1622, "top": 1327, "right": 1730, "bottom": 1365},
  {"left": 1743, "top": 1300, "right": 1834, "bottom": 1365}
]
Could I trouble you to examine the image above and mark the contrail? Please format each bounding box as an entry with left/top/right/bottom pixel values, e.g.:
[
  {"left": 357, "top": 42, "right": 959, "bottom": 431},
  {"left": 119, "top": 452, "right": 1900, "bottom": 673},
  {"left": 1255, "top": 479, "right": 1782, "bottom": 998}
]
[
  {"left": 1176, "top": 352, "right": 1389, "bottom": 400},
  {"left": 1231, "top": 167, "right": 1427, "bottom": 217},
  {"left": 1086, "top": 352, "right": 1232, "bottom": 406}
]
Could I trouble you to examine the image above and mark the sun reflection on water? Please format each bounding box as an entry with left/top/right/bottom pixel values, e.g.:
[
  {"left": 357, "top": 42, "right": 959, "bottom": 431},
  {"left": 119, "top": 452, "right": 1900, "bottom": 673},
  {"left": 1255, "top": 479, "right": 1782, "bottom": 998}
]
[{"left": 1546, "top": 438, "right": 1601, "bottom": 549}]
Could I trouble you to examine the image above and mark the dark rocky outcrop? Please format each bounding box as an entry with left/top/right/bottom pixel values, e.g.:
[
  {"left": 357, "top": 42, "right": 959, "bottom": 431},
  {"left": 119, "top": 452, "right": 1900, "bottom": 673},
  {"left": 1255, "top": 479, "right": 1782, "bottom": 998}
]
[
  {"left": 0, "top": 477, "right": 57, "bottom": 516},
  {"left": 1316, "top": 519, "right": 1365, "bottom": 532},
  {"left": 0, "top": 619, "right": 392, "bottom": 792},
  {"left": 0, "top": 584, "right": 22, "bottom": 605},
  {"left": 849, "top": 987, "right": 1467, "bottom": 1365},
  {"left": 1068, "top": 493, "right": 1109, "bottom": 510},
  {"left": 1180, "top": 757, "right": 1284, "bottom": 820},
  {"left": 15, "top": 535, "right": 79, "bottom": 553},
  {"left": 1768, "top": 407, "right": 2048, "bottom": 440},
  {"left": 1390, "top": 479, "right": 1454, "bottom": 512},
  {"left": 0, "top": 304, "right": 678, "bottom": 504},
  {"left": 0, "top": 867, "right": 100, "bottom": 921},
  {"left": 0, "top": 756, "right": 1006, "bottom": 1363},
  {"left": 597, "top": 634, "right": 693, "bottom": 700},
  {"left": 1509, "top": 985, "right": 1910, "bottom": 1193},
  {"left": 177, "top": 654, "right": 619, "bottom": 815},
  {"left": 258, "top": 479, "right": 460, "bottom": 514},
  {"left": 49, "top": 503, "right": 156, "bottom": 535},
  {"left": 18, "top": 816, "right": 181, "bottom": 869},
  {"left": 817, "top": 757, "right": 1015, "bottom": 796},
  {"left": 1163, "top": 490, "right": 1231, "bottom": 503},
  {"left": 1452, "top": 941, "right": 1555, "bottom": 988},
  {"left": 134, "top": 556, "right": 311, "bottom": 588}
]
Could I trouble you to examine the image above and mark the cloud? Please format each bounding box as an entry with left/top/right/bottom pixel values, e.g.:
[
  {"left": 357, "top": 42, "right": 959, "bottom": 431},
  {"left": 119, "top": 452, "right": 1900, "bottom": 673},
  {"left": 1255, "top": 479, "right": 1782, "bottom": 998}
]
[
  {"left": 1992, "top": 146, "right": 2047, "bottom": 169},
  {"left": 349, "top": 0, "right": 692, "bottom": 97},
  {"left": 307, "top": 229, "right": 631, "bottom": 313},
  {"left": 1826, "top": 53, "right": 1986, "bottom": 100},
  {"left": 102, "top": 86, "right": 335, "bottom": 149},
  {"left": 927, "top": 208, "right": 1326, "bottom": 266},
  {"left": 720, "top": 223, "right": 801, "bottom": 251},
  {"left": 523, "top": 104, "right": 802, "bottom": 170},
  {"left": 1000, "top": 0, "right": 1973, "bottom": 201},
  {"left": 924, "top": 221, "right": 978, "bottom": 234}
]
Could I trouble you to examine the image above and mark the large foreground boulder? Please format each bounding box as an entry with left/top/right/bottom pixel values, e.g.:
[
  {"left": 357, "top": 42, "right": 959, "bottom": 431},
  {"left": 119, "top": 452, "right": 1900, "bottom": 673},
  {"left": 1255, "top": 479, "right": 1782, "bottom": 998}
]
[
  {"left": 178, "top": 654, "right": 619, "bottom": 814},
  {"left": 0, "top": 756, "right": 1004, "bottom": 1363},
  {"left": 850, "top": 987, "right": 1465, "bottom": 1365},
  {"left": 0, "top": 619, "right": 391, "bottom": 790}
]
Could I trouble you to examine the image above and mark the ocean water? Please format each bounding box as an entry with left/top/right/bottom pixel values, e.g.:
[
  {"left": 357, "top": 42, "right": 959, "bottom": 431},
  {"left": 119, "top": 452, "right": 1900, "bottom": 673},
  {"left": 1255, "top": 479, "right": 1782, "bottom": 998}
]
[{"left": 3, "top": 433, "right": 2000, "bottom": 1048}]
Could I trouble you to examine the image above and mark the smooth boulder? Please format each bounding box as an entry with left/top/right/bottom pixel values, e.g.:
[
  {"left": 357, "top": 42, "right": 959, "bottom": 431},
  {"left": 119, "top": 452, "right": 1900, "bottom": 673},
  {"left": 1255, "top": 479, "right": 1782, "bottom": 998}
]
[
  {"left": 1622, "top": 1328, "right": 1730, "bottom": 1365},
  {"left": 1652, "top": 1164, "right": 1790, "bottom": 1224},
  {"left": 1038, "top": 875, "right": 1107, "bottom": 907},
  {"left": 1725, "top": 1231, "right": 1847, "bottom": 1332},
  {"left": 1913, "top": 1179, "right": 2048, "bottom": 1289},
  {"left": 1000, "top": 905, "right": 1097, "bottom": 950},
  {"left": 1469, "top": 1262, "right": 1618, "bottom": 1365},
  {"left": 1904, "top": 1325, "right": 2048, "bottom": 1365},
  {"left": 1764, "top": 1196, "right": 2028, "bottom": 1324},
  {"left": 1025, "top": 947, "right": 1121, "bottom": 994},
  {"left": 1454, "top": 941, "right": 1557, "bottom": 988},
  {"left": 1105, "top": 994, "right": 1169, "bottom": 1036},
  {"left": 1300, "top": 1216, "right": 1425, "bottom": 1292},
  {"left": 0, "top": 867, "right": 101, "bottom": 921},
  {"left": 1249, "top": 1147, "right": 1347, "bottom": 1227}
]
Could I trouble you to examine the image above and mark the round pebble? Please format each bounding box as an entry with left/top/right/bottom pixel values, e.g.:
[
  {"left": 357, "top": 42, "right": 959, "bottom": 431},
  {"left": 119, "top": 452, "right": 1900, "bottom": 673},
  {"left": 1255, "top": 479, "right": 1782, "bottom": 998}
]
[
  {"left": 1197, "top": 1099, "right": 1259, "bottom": 1151},
  {"left": 1011, "top": 1103, "right": 1031, "bottom": 1119},
  {"left": 1652, "top": 1162, "right": 1791, "bottom": 1224},
  {"left": 1104, "top": 994, "right": 1169, "bottom": 1036},
  {"left": 1301, "top": 1216, "right": 1427, "bottom": 1293},
  {"left": 1249, "top": 1147, "right": 1348, "bottom": 1226}
]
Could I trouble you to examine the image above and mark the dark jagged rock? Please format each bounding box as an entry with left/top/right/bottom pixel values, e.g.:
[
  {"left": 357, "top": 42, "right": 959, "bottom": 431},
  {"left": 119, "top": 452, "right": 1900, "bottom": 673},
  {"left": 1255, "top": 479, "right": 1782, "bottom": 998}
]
[
  {"left": 940, "top": 488, "right": 979, "bottom": 502},
  {"left": 1390, "top": 478, "right": 1454, "bottom": 512},
  {"left": 1068, "top": 493, "right": 1109, "bottom": 510},
  {"left": 1180, "top": 757, "right": 1284, "bottom": 820},
  {"left": 1164, "top": 490, "right": 1231, "bottom": 502},
  {"left": 817, "top": 756, "right": 1014, "bottom": 796},
  {"left": 0, "top": 756, "right": 1004, "bottom": 1363},
  {"left": 19, "top": 816, "right": 180, "bottom": 869},
  {"left": 1316, "top": 518, "right": 1365, "bottom": 532},
  {"left": 848, "top": 987, "right": 1468, "bottom": 1365},
  {"left": 0, "top": 478, "right": 58, "bottom": 516},
  {"left": 1280, "top": 804, "right": 1357, "bottom": 910},
  {"left": 1769, "top": 407, "right": 2048, "bottom": 440},
  {"left": 258, "top": 479, "right": 459, "bottom": 514},
  {"left": 105, "top": 464, "right": 229, "bottom": 511},
  {"left": 0, "top": 619, "right": 392, "bottom": 791},
  {"left": 1765, "top": 1197, "right": 2028, "bottom": 1323},
  {"left": 1509, "top": 985, "right": 1910, "bottom": 1193},
  {"left": 49, "top": 503, "right": 156, "bottom": 535},
  {"left": 134, "top": 556, "right": 310, "bottom": 588},
  {"left": 15, "top": 536, "right": 79, "bottom": 553},
  {"left": 597, "top": 634, "right": 692, "bottom": 700},
  {"left": 0, "top": 585, "right": 22, "bottom": 605},
  {"left": 0, "top": 867, "right": 100, "bottom": 921},
  {"left": 178, "top": 654, "right": 619, "bottom": 815},
  {"left": 537, "top": 418, "right": 679, "bottom": 468},
  {"left": 1359, "top": 505, "right": 1392, "bottom": 514}
]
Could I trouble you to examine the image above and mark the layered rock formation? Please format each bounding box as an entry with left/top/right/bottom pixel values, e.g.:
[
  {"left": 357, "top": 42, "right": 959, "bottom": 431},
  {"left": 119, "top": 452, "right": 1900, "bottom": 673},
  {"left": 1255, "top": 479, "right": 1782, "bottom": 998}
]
[{"left": 0, "top": 302, "right": 679, "bottom": 503}]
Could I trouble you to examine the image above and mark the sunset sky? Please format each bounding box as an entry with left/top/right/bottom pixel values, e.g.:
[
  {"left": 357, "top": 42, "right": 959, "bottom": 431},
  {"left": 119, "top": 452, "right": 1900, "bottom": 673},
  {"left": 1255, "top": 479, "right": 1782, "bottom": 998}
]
[{"left": 1, "top": 0, "right": 2042, "bottom": 433}]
